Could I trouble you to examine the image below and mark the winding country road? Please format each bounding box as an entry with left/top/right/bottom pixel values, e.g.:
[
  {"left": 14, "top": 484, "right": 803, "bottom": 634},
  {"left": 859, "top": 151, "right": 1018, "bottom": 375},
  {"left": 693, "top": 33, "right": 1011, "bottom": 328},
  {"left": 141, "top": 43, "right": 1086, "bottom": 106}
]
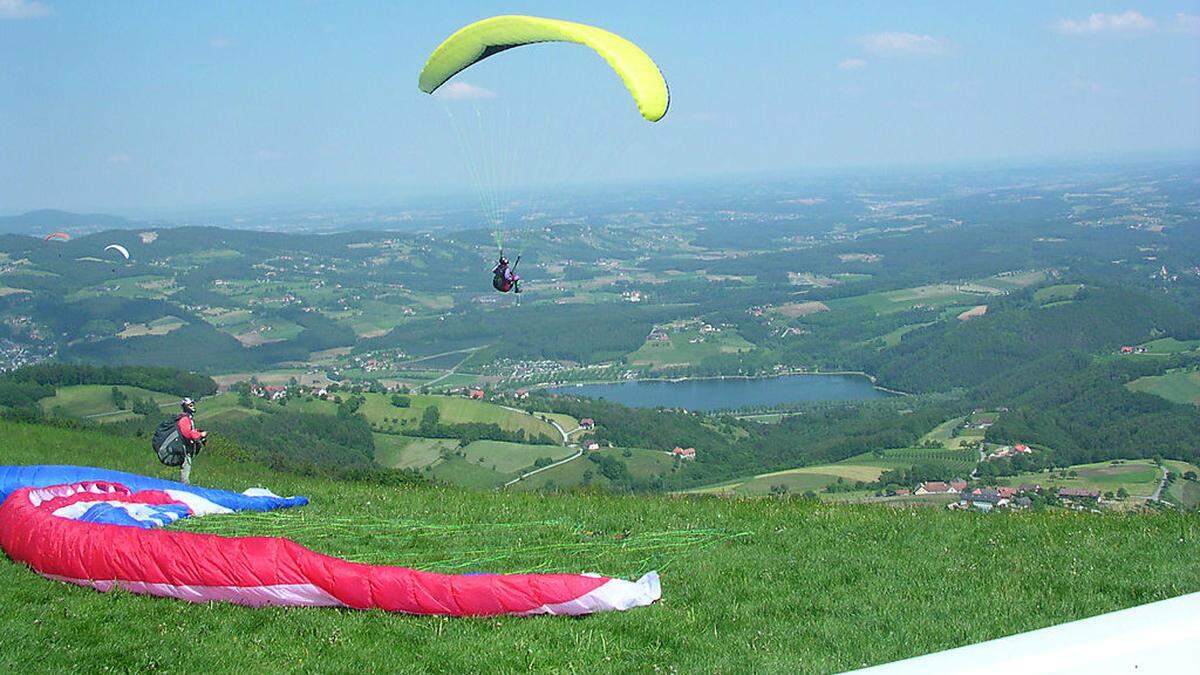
[
  {"left": 1150, "top": 466, "right": 1170, "bottom": 502},
  {"left": 497, "top": 406, "right": 588, "bottom": 488}
]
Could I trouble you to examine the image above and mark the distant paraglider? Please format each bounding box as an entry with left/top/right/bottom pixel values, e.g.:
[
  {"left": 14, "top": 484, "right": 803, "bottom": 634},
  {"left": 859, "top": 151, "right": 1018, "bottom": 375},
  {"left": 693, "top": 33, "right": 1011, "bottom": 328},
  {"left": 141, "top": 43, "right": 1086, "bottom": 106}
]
[
  {"left": 43, "top": 232, "right": 70, "bottom": 242},
  {"left": 104, "top": 244, "right": 131, "bottom": 260}
]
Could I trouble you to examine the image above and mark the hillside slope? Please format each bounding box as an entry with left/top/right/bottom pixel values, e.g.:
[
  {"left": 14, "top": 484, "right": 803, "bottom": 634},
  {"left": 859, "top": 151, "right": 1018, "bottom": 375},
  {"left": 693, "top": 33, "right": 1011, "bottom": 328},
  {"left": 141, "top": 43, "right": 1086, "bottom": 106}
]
[{"left": 0, "top": 419, "right": 1196, "bottom": 671}]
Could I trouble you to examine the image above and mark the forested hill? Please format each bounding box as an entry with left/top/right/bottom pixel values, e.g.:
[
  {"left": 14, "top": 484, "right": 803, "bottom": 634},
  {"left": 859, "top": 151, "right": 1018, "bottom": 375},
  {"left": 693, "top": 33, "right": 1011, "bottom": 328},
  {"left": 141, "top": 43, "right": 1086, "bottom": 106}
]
[{"left": 866, "top": 285, "right": 1200, "bottom": 394}]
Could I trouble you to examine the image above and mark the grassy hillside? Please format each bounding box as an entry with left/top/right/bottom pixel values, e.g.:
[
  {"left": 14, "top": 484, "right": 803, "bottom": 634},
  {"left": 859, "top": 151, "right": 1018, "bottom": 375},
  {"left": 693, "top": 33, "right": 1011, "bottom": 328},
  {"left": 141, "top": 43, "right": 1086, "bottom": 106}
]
[
  {"left": 1, "top": 418, "right": 1197, "bottom": 671},
  {"left": 38, "top": 384, "right": 177, "bottom": 421},
  {"left": 1127, "top": 368, "right": 1200, "bottom": 406}
]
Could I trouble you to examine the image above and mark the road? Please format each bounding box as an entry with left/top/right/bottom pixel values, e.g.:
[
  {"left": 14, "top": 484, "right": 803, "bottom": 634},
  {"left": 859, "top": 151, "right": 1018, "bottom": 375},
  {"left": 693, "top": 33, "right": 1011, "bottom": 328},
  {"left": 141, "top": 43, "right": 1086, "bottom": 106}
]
[
  {"left": 421, "top": 348, "right": 483, "bottom": 389},
  {"left": 501, "top": 448, "right": 583, "bottom": 488},
  {"left": 1150, "top": 466, "right": 1170, "bottom": 502},
  {"left": 970, "top": 445, "right": 986, "bottom": 480},
  {"left": 496, "top": 405, "right": 588, "bottom": 487}
]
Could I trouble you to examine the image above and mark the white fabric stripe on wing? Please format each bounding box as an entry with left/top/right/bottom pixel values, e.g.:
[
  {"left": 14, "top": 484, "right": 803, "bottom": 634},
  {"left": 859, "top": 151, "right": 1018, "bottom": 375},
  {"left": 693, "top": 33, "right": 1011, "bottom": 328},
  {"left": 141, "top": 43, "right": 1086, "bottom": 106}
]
[
  {"left": 519, "top": 571, "right": 662, "bottom": 616},
  {"left": 162, "top": 490, "right": 233, "bottom": 516},
  {"left": 43, "top": 574, "right": 347, "bottom": 608}
]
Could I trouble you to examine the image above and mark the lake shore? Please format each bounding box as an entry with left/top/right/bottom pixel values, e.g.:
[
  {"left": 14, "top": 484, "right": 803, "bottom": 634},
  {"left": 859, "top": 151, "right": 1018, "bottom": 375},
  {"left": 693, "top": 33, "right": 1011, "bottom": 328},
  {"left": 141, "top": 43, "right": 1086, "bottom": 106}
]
[
  {"left": 540, "top": 371, "right": 901, "bottom": 412},
  {"left": 531, "top": 369, "right": 910, "bottom": 398}
]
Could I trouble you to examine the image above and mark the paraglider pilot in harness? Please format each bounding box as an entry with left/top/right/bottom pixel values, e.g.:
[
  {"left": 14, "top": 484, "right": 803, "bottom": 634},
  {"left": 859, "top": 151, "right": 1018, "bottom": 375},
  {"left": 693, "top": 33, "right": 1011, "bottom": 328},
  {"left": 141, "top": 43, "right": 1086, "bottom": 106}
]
[
  {"left": 175, "top": 398, "right": 207, "bottom": 483},
  {"left": 492, "top": 254, "right": 522, "bottom": 294}
]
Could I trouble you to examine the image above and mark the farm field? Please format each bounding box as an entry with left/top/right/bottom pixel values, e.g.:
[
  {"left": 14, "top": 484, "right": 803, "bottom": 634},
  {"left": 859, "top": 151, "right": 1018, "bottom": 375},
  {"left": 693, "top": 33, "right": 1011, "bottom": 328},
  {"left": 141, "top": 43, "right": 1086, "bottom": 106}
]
[
  {"left": 459, "top": 440, "right": 574, "bottom": 475},
  {"left": 687, "top": 453, "right": 904, "bottom": 496},
  {"left": 1126, "top": 368, "right": 1200, "bottom": 406},
  {"left": 116, "top": 315, "right": 186, "bottom": 339},
  {"left": 1164, "top": 461, "right": 1200, "bottom": 510},
  {"left": 996, "top": 460, "right": 1163, "bottom": 499},
  {"left": 67, "top": 275, "right": 178, "bottom": 301},
  {"left": 372, "top": 435, "right": 458, "bottom": 470},
  {"left": 627, "top": 328, "right": 754, "bottom": 369},
  {"left": 873, "top": 321, "right": 935, "bottom": 347},
  {"left": 1034, "top": 283, "right": 1083, "bottom": 305},
  {"left": 1140, "top": 337, "right": 1200, "bottom": 354},
  {"left": 358, "top": 394, "right": 560, "bottom": 441},
  {"left": 512, "top": 448, "right": 676, "bottom": 491},
  {"left": 38, "top": 384, "right": 177, "bottom": 420}
]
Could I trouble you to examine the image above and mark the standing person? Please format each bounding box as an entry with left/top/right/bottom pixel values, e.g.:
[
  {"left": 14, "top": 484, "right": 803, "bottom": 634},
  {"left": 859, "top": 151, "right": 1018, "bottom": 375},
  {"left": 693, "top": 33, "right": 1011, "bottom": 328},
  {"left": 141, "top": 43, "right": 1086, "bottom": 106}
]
[{"left": 176, "top": 397, "right": 207, "bottom": 484}]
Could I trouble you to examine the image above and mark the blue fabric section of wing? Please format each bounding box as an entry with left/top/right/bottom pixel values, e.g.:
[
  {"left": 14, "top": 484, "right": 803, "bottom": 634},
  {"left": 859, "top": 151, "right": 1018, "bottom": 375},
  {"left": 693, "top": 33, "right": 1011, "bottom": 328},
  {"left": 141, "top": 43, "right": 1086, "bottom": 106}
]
[
  {"left": 0, "top": 465, "right": 308, "bottom": 511},
  {"left": 74, "top": 502, "right": 192, "bottom": 529}
]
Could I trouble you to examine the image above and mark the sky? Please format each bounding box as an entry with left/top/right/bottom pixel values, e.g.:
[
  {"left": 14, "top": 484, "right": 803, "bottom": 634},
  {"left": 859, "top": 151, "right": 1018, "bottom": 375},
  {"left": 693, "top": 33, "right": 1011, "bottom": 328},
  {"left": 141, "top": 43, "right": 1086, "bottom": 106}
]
[{"left": 1, "top": 0, "right": 1198, "bottom": 214}]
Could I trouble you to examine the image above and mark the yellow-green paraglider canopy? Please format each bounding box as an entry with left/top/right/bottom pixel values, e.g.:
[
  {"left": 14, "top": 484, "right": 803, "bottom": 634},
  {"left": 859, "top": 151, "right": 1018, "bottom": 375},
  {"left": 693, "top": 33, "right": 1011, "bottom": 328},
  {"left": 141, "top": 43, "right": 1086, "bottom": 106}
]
[{"left": 418, "top": 15, "right": 669, "bottom": 122}]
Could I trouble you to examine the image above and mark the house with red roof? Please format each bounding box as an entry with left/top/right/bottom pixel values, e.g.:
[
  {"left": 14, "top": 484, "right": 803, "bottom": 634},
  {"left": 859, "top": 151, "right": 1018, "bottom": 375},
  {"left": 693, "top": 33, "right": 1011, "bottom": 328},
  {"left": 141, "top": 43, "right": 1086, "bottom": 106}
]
[
  {"left": 579, "top": 418, "right": 595, "bottom": 429},
  {"left": 915, "top": 481, "right": 957, "bottom": 495},
  {"left": 468, "top": 389, "right": 485, "bottom": 400},
  {"left": 671, "top": 446, "right": 696, "bottom": 460}
]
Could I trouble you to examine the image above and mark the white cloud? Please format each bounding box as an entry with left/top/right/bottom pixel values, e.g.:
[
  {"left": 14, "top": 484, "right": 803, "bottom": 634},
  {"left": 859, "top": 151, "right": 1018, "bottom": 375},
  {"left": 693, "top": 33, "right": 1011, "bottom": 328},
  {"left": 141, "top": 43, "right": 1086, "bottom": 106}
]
[
  {"left": 838, "top": 58, "right": 868, "bottom": 70},
  {"left": 433, "top": 82, "right": 497, "bottom": 101},
  {"left": 1054, "top": 10, "right": 1155, "bottom": 35},
  {"left": 1174, "top": 12, "right": 1200, "bottom": 35},
  {"left": 860, "top": 32, "right": 950, "bottom": 56},
  {"left": 106, "top": 153, "right": 133, "bottom": 165},
  {"left": 210, "top": 36, "right": 232, "bottom": 49},
  {"left": 0, "top": 0, "right": 51, "bottom": 20}
]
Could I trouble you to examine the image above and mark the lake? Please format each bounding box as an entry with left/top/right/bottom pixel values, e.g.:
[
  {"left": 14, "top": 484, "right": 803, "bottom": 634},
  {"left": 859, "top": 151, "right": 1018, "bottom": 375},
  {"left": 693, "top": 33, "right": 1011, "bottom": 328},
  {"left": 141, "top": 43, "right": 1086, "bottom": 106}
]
[{"left": 547, "top": 374, "right": 889, "bottom": 412}]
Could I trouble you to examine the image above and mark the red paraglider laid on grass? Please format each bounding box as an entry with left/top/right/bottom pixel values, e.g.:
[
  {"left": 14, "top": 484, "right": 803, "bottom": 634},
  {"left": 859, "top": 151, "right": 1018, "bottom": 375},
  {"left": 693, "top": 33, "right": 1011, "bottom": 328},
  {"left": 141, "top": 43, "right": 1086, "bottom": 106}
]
[{"left": 0, "top": 466, "right": 661, "bottom": 617}]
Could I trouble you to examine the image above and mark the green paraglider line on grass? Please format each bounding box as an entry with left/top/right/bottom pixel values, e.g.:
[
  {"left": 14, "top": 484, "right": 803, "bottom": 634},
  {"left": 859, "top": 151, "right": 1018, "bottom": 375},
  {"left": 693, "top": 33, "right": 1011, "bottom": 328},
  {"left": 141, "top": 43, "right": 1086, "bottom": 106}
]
[{"left": 175, "top": 512, "right": 749, "bottom": 577}]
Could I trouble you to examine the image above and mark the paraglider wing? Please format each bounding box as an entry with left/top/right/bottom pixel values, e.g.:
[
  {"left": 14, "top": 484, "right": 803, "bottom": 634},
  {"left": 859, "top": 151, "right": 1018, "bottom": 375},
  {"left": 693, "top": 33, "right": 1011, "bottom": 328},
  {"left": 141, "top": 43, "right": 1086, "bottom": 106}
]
[
  {"left": 0, "top": 465, "right": 661, "bottom": 616},
  {"left": 419, "top": 15, "right": 669, "bottom": 122},
  {"left": 104, "top": 244, "right": 131, "bottom": 260},
  {"left": 44, "top": 232, "right": 70, "bottom": 242}
]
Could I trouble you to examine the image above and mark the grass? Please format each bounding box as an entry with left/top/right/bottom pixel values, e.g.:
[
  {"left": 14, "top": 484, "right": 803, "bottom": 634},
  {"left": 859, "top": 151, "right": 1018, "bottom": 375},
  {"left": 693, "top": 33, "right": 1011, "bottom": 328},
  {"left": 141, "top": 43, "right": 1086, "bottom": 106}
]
[
  {"left": 39, "top": 384, "right": 177, "bottom": 420},
  {"left": 372, "top": 435, "right": 458, "bottom": 470},
  {"left": 1140, "top": 337, "right": 1200, "bottom": 354},
  {"left": 1164, "top": 461, "right": 1200, "bottom": 510},
  {"left": 0, "top": 419, "right": 1198, "bottom": 671},
  {"left": 359, "top": 394, "right": 560, "bottom": 441},
  {"left": 459, "top": 440, "right": 574, "bottom": 475},
  {"left": 512, "top": 449, "right": 675, "bottom": 492},
  {"left": 1034, "top": 283, "right": 1084, "bottom": 305},
  {"left": 1126, "top": 368, "right": 1200, "bottom": 406},
  {"left": 0, "top": 417, "right": 1195, "bottom": 667},
  {"left": 873, "top": 321, "right": 936, "bottom": 348}
]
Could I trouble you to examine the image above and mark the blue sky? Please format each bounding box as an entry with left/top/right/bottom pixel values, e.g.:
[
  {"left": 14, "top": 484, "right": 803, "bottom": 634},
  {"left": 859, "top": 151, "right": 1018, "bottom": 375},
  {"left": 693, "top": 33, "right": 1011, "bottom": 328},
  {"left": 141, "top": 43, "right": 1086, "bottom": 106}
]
[{"left": 1, "top": 0, "right": 1198, "bottom": 213}]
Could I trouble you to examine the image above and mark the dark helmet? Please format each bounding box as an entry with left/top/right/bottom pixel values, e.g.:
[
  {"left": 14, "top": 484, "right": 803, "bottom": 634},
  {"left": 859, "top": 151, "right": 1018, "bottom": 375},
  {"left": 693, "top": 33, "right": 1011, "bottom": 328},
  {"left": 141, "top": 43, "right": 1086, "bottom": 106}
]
[
  {"left": 499, "top": 257, "right": 509, "bottom": 266},
  {"left": 180, "top": 397, "right": 196, "bottom": 414}
]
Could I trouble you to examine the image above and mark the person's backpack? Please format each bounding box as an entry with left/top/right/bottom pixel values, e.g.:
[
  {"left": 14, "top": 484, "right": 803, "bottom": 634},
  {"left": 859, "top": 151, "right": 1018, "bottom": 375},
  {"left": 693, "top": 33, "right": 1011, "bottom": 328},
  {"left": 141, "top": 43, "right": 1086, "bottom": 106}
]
[
  {"left": 492, "top": 272, "right": 509, "bottom": 292},
  {"left": 152, "top": 414, "right": 188, "bottom": 467}
]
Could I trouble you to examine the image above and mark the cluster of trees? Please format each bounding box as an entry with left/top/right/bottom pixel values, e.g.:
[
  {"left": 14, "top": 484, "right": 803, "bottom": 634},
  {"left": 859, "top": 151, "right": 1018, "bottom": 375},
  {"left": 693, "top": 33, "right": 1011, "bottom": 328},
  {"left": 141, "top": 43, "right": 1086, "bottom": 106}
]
[
  {"left": 109, "top": 387, "right": 164, "bottom": 417},
  {"left": 2, "top": 363, "right": 216, "bottom": 398},
  {"left": 208, "top": 409, "right": 376, "bottom": 470},
  {"left": 402, "top": 406, "right": 556, "bottom": 445}
]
